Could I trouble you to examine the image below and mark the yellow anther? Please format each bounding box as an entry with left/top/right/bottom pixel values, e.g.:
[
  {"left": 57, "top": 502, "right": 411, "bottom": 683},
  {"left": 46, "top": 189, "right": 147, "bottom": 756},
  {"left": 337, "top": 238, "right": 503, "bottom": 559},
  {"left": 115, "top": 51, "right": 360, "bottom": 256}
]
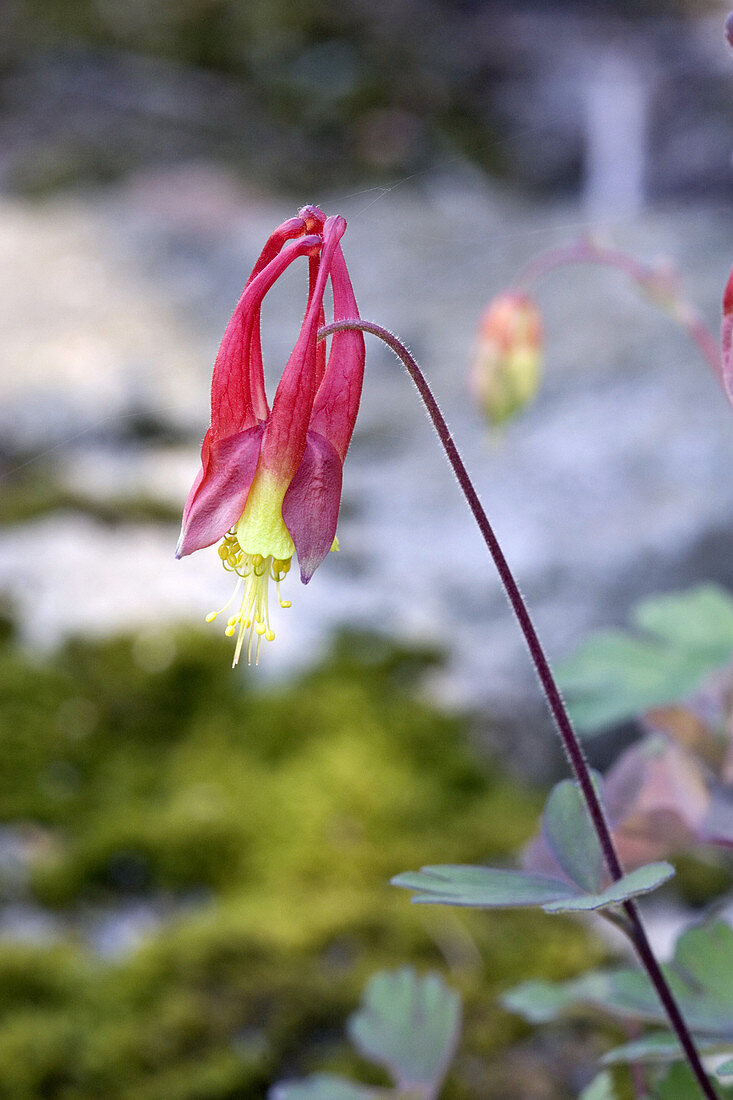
[{"left": 209, "top": 535, "right": 294, "bottom": 664}]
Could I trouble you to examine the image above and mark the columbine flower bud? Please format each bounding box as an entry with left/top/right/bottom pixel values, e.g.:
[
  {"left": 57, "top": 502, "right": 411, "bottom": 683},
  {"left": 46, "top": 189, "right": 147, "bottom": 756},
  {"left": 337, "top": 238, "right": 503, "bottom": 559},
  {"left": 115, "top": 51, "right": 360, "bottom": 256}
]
[{"left": 470, "top": 293, "right": 542, "bottom": 427}]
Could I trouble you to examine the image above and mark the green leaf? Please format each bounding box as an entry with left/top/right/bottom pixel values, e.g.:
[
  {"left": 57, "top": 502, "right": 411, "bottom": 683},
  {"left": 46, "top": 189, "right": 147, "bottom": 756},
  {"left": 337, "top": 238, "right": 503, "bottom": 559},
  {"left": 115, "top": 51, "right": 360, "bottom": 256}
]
[
  {"left": 633, "top": 585, "right": 733, "bottom": 652},
  {"left": 347, "top": 968, "right": 461, "bottom": 1095},
  {"left": 270, "top": 1074, "right": 382, "bottom": 1100},
  {"left": 504, "top": 919, "right": 733, "bottom": 1040},
  {"left": 393, "top": 861, "right": 673, "bottom": 914},
  {"left": 601, "top": 1033, "right": 723, "bottom": 1066},
  {"left": 556, "top": 586, "right": 733, "bottom": 733},
  {"left": 655, "top": 1063, "right": 700, "bottom": 1100},
  {"left": 655, "top": 1062, "right": 733, "bottom": 1099},
  {"left": 501, "top": 978, "right": 585, "bottom": 1024},
  {"left": 717, "top": 1059, "right": 733, "bottom": 1079},
  {"left": 502, "top": 970, "right": 654, "bottom": 1025},
  {"left": 578, "top": 1070, "right": 617, "bottom": 1100},
  {"left": 672, "top": 921, "right": 733, "bottom": 1012},
  {"left": 391, "top": 866, "right": 580, "bottom": 909},
  {"left": 542, "top": 775, "right": 605, "bottom": 892},
  {"left": 541, "top": 862, "right": 675, "bottom": 913}
]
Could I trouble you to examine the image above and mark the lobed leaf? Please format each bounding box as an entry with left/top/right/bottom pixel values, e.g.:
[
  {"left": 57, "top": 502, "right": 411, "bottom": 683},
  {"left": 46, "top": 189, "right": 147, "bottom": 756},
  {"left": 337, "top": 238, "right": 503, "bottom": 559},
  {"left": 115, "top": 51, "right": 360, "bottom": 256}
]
[
  {"left": 601, "top": 1033, "right": 724, "bottom": 1067},
  {"left": 392, "top": 865, "right": 580, "bottom": 909},
  {"left": 501, "top": 978, "right": 586, "bottom": 1024},
  {"left": 556, "top": 586, "right": 733, "bottom": 733},
  {"left": 656, "top": 1062, "right": 733, "bottom": 1099},
  {"left": 633, "top": 585, "right": 733, "bottom": 653},
  {"left": 542, "top": 774, "right": 606, "bottom": 893},
  {"left": 504, "top": 919, "right": 733, "bottom": 1041},
  {"left": 393, "top": 861, "right": 673, "bottom": 915},
  {"left": 347, "top": 968, "right": 461, "bottom": 1096},
  {"left": 541, "top": 862, "right": 675, "bottom": 913},
  {"left": 672, "top": 920, "right": 733, "bottom": 1012},
  {"left": 502, "top": 967, "right": 663, "bottom": 1027},
  {"left": 270, "top": 970, "right": 462, "bottom": 1100}
]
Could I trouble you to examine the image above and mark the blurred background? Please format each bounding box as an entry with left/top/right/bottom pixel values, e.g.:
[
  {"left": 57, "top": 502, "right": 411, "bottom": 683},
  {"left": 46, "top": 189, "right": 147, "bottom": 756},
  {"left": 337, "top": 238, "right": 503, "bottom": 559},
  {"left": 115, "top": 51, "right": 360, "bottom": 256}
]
[{"left": 1, "top": 0, "right": 733, "bottom": 1096}]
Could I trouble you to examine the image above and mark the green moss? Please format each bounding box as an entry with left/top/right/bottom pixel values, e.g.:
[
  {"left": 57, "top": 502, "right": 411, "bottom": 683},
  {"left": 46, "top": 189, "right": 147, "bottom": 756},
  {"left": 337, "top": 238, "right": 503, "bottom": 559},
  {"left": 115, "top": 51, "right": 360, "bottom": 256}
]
[{"left": 0, "top": 625, "right": 605, "bottom": 1097}]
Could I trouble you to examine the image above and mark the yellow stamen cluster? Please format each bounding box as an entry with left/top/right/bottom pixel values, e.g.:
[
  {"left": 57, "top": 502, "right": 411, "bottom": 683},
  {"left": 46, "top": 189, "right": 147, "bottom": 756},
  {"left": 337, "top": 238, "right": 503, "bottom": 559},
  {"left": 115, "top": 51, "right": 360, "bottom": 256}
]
[{"left": 205, "top": 530, "right": 292, "bottom": 666}]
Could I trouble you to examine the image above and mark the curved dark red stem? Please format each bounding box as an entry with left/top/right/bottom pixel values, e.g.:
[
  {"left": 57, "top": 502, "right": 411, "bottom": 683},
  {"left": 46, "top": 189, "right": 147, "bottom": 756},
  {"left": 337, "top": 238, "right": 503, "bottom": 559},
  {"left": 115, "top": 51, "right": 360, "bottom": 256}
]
[{"left": 318, "top": 317, "right": 719, "bottom": 1100}]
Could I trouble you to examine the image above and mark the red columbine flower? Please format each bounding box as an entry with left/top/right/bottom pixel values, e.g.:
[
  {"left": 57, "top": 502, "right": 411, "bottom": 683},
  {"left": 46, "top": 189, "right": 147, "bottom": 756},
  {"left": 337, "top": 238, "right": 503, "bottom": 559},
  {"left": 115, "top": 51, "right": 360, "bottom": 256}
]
[{"left": 176, "top": 205, "right": 365, "bottom": 665}]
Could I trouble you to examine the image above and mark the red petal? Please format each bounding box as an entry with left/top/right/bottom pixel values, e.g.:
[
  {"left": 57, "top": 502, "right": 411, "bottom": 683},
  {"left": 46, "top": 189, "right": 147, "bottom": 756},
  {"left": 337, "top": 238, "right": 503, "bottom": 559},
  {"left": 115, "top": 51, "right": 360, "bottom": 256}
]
[
  {"left": 210, "top": 234, "right": 320, "bottom": 440},
  {"left": 244, "top": 216, "right": 309, "bottom": 422},
  {"left": 310, "top": 243, "right": 365, "bottom": 462},
  {"left": 307, "top": 253, "right": 327, "bottom": 389},
  {"left": 176, "top": 425, "right": 264, "bottom": 557},
  {"left": 181, "top": 427, "right": 213, "bottom": 533},
  {"left": 245, "top": 306, "right": 268, "bottom": 423},
  {"left": 250, "top": 216, "right": 306, "bottom": 279},
  {"left": 260, "top": 217, "right": 347, "bottom": 484},
  {"left": 281, "top": 431, "right": 343, "bottom": 583}
]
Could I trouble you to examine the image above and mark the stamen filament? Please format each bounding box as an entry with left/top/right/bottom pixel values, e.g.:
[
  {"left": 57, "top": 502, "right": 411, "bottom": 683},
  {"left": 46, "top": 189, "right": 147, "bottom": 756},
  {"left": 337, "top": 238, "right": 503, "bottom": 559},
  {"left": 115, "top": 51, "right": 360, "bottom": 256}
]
[
  {"left": 205, "top": 578, "right": 243, "bottom": 623},
  {"left": 207, "top": 530, "right": 293, "bottom": 666}
]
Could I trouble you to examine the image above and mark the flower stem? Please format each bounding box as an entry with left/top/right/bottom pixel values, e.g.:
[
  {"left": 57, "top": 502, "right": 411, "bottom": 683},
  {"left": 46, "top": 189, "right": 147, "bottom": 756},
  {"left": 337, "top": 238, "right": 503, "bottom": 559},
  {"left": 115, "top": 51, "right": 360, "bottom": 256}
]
[
  {"left": 513, "top": 237, "right": 724, "bottom": 388},
  {"left": 319, "top": 318, "right": 719, "bottom": 1100}
]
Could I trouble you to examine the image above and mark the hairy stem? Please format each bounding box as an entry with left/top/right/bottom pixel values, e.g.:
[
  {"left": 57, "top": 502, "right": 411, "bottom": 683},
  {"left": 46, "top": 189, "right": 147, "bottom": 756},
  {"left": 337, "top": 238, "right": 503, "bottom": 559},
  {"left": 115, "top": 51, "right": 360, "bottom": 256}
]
[{"left": 319, "top": 317, "right": 719, "bottom": 1100}]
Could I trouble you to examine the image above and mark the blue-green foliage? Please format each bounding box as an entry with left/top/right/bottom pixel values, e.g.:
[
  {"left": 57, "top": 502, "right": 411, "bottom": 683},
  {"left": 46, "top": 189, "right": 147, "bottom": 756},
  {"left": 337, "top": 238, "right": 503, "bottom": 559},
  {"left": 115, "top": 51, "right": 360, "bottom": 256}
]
[
  {"left": 273, "top": 968, "right": 461, "bottom": 1099},
  {"left": 656, "top": 1063, "right": 733, "bottom": 1098},
  {"left": 393, "top": 775, "right": 674, "bottom": 914},
  {"left": 504, "top": 919, "right": 733, "bottom": 1079},
  {"left": 391, "top": 861, "right": 674, "bottom": 914},
  {"left": 556, "top": 586, "right": 733, "bottom": 733},
  {"left": 542, "top": 775, "right": 605, "bottom": 894}
]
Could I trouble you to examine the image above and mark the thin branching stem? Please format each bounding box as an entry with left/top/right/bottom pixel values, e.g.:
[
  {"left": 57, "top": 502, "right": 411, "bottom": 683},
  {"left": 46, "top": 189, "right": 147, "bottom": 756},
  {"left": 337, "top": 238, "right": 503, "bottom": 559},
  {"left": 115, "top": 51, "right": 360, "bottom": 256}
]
[{"left": 319, "top": 317, "right": 719, "bottom": 1100}]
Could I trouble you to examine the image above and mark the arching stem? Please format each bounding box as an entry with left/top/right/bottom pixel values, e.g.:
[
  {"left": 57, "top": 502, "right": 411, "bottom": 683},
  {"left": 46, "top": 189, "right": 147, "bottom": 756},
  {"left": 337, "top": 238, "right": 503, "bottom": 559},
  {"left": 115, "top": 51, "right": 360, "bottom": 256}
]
[
  {"left": 513, "top": 237, "right": 723, "bottom": 388},
  {"left": 318, "top": 317, "right": 719, "bottom": 1100}
]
